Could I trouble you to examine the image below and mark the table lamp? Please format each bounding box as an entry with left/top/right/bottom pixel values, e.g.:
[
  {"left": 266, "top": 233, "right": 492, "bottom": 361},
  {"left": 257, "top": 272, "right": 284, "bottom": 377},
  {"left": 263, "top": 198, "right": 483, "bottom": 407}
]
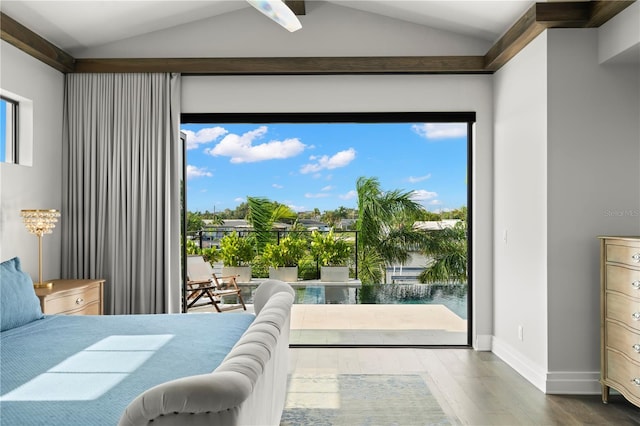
[{"left": 20, "top": 209, "right": 60, "bottom": 288}]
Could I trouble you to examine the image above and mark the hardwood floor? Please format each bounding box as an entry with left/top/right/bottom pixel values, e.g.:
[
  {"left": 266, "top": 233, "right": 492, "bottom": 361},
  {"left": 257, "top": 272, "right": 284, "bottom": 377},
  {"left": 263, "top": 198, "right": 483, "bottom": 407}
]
[{"left": 288, "top": 348, "right": 640, "bottom": 425}]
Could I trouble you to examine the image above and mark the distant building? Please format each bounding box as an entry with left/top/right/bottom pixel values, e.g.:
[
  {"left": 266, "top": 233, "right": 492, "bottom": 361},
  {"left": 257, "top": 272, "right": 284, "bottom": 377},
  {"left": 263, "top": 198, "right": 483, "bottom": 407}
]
[
  {"left": 413, "top": 219, "right": 461, "bottom": 231},
  {"left": 337, "top": 218, "right": 357, "bottom": 230},
  {"left": 297, "top": 219, "right": 329, "bottom": 231},
  {"left": 386, "top": 253, "right": 428, "bottom": 284}
]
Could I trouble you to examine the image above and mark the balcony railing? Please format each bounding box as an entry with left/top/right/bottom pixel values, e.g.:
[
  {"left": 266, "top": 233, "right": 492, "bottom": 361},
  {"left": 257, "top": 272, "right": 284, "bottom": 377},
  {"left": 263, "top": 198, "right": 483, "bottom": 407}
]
[{"left": 186, "top": 227, "right": 359, "bottom": 280}]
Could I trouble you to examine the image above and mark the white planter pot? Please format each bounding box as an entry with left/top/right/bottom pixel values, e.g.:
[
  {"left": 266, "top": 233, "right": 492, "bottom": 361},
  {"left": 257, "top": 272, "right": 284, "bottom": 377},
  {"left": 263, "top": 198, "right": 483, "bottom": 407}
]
[
  {"left": 320, "top": 266, "right": 349, "bottom": 282},
  {"left": 222, "top": 266, "right": 252, "bottom": 283},
  {"left": 269, "top": 266, "right": 298, "bottom": 282}
]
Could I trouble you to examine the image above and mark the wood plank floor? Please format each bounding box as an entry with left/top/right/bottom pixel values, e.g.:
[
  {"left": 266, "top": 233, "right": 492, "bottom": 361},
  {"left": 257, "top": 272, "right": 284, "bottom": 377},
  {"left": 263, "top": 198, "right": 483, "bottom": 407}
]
[{"left": 288, "top": 348, "right": 640, "bottom": 425}]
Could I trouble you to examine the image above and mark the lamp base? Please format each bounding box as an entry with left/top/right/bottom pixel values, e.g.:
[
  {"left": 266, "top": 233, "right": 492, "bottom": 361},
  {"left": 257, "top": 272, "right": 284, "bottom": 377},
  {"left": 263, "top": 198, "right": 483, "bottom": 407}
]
[{"left": 33, "top": 282, "right": 53, "bottom": 289}]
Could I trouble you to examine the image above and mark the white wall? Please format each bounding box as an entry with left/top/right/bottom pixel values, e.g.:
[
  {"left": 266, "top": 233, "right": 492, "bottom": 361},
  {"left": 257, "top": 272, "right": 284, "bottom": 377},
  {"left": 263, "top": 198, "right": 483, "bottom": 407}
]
[
  {"left": 0, "top": 41, "right": 65, "bottom": 281},
  {"left": 546, "top": 28, "right": 640, "bottom": 391},
  {"left": 182, "top": 74, "right": 495, "bottom": 348},
  {"left": 493, "top": 33, "right": 549, "bottom": 390},
  {"left": 598, "top": 1, "right": 640, "bottom": 64},
  {"left": 492, "top": 25, "right": 640, "bottom": 394}
]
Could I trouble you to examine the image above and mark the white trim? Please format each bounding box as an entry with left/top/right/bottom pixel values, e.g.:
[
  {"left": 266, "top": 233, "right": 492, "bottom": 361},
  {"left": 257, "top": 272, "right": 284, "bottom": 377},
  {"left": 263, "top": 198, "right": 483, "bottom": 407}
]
[
  {"left": 491, "top": 336, "right": 547, "bottom": 392},
  {"left": 474, "top": 334, "right": 492, "bottom": 351},
  {"left": 545, "top": 371, "right": 601, "bottom": 395},
  {"left": 492, "top": 336, "right": 602, "bottom": 394}
]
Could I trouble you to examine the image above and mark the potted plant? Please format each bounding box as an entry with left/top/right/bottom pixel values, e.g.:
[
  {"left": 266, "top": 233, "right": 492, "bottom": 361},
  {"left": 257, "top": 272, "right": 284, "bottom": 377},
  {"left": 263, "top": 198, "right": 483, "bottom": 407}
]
[
  {"left": 310, "top": 229, "right": 352, "bottom": 282},
  {"left": 219, "top": 231, "right": 255, "bottom": 283},
  {"left": 263, "top": 235, "right": 307, "bottom": 282}
]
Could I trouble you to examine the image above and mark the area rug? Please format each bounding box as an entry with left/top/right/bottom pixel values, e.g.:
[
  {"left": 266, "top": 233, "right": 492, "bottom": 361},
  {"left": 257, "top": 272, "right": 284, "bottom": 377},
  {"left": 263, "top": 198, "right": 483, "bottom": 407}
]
[{"left": 280, "top": 374, "right": 453, "bottom": 426}]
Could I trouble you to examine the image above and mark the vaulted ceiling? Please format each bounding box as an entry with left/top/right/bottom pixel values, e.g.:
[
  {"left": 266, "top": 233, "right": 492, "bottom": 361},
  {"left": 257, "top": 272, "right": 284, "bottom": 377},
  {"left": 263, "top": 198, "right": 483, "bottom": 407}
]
[{"left": 0, "top": 1, "right": 635, "bottom": 74}]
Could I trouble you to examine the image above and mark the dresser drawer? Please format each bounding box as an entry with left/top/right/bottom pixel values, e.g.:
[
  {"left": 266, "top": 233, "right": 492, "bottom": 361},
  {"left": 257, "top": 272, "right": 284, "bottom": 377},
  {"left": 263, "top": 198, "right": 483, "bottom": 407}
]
[
  {"left": 606, "top": 265, "right": 640, "bottom": 297},
  {"left": 606, "top": 242, "right": 640, "bottom": 267},
  {"left": 43, "top": 284, "right": 101, "bottom": 315},
  {"left": 66, "top": 301, "right": 102, "bottom": 315},
  {"left": 605, "top": 292, "right": 640, "bottom": 332},
  {"left": 605, "top": 349, "right": 640, "bottom": 401},
  {"left": 605, "top": 320, "right": 640, "bottom": 362}
]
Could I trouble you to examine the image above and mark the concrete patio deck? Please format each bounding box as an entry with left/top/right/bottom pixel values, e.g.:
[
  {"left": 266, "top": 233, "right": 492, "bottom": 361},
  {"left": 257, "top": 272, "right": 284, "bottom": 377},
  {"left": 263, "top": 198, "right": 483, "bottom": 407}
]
[{"left": 189, "top": 303, "right": 468, "bottom": 346}]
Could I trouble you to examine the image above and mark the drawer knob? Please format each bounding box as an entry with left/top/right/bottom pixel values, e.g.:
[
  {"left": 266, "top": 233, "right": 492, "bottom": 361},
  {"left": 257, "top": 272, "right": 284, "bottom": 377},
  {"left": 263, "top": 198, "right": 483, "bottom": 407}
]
[
  {"left": 633, "top": 280, "right": 640, "bottom": 290},
  {"left": 633, "top": 344, "right": 640, "bottom": 353},
  {"left": 633, "top": 312, "right": 640, "bottom": 321},
  {"left": 632, "top": 378, "right": 640, "bottom": 387},
  {"left": 633, "top": 253, "right": 640, "bottom": 263},
  {"left": 75, "top": 298, "right": 84, "bottom": 305}
]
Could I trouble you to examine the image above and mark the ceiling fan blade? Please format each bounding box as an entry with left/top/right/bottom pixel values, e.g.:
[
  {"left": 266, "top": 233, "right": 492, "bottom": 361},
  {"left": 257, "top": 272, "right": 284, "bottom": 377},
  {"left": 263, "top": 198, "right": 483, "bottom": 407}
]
[{"left": 246, "top": 0, "right": 302, "bottom": 32}]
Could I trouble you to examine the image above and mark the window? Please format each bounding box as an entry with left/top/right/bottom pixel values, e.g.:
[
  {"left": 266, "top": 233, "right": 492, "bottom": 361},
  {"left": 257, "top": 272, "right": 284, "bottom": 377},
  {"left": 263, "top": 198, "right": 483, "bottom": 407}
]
[
  {"left": 0, "top": 89, "right": 33, "bottom": 166},
  {"left": 181, "top": 112, "right": 474, "bottom": 347},
  {"left": 0, "top": 96, "right": 18, "bottom": 163}
]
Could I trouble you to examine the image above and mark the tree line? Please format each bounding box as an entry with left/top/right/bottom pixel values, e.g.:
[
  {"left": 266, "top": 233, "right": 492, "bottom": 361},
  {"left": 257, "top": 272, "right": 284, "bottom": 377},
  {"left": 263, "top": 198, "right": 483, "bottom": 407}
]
[
  {"left": 188, "top": 202, "right": 467, "bottom": 233},
  {"left": 186, "top": 176, "right": 468, "bottom": 286}
]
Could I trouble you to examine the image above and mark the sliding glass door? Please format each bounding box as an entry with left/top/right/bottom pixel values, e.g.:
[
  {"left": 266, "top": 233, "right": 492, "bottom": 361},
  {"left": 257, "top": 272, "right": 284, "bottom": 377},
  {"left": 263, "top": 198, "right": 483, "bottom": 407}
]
[{"left": 181, "top": 113, "right": 472, "bottom": 347}]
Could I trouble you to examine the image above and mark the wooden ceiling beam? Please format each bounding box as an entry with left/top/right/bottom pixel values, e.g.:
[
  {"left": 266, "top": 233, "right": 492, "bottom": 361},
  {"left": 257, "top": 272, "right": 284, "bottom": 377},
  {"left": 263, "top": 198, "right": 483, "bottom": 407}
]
[
  {"left": 484, "top": 4, "right": 543, "bottom": 72},
  {"left": 588, "top": 0, "right": 636, "bottom": 27},
  {"left": 535, "top": 1, "right": 591, "bottom": 26},
  {"left": 73, "top": 56, "right": 488, "bottom": 74},
  {"left": 484, "top": 0, "right": 636, "bottom": 72},
  {"left": 0, "top": 12, "right": 74, "bottom": 73},
  {"left": 285, "top": 1, "right": 306, "bottom": 16}
]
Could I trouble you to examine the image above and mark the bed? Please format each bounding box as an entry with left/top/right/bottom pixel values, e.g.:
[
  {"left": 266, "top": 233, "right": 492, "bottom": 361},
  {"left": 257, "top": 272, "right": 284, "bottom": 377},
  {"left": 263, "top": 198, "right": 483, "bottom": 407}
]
[{"left": 0, "top": 257, "right": 294, "bottom": 425}]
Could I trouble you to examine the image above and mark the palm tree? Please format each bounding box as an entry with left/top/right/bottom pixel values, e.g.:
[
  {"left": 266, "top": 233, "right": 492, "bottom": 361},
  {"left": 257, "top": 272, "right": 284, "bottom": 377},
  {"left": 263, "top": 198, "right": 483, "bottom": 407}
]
[
  {"left": 356, "top": 176, "right": 426, "bottom": 284},
  {"left": 246, "top": 196, "right": 298, "bottom": 252},
  {"left": 418, "top": 221, "right": 468, "bottom": 284}
]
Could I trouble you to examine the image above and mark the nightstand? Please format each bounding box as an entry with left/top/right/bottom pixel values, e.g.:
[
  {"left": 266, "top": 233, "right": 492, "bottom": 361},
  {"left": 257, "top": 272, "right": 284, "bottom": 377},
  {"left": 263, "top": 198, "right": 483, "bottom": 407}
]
[{"left": 34, "top": 279, "right": 105, "bottom": 315}]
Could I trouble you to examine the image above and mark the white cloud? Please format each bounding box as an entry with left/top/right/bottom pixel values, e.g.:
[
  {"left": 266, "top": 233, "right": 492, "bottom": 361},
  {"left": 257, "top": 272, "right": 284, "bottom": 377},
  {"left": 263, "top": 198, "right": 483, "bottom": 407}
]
[
  {"left": 288, "top": 204, "right": 306, "bottom": 212},
  {"left": 410, "top": 189, "right": 438, "bottom": 201},
  {"left": 204, "top": 126, "right": 306, "bottom": 163},
  {"left": 339, "top": 190, "right": 357, "bottom": 200},
  {"left": 412, "top": 123, "right": 466, "bottom": 140},
  {"left": 305, "top": 192, "right": 331, "bottom": 199},
  {"left": 300, "top": 148, "right": 356, "bottom": 174},
  {"left": 321, "top": 185, "right": 333, "bottom": 191},
  {"left": 234, "top": 197, "right": 245, "bottom": 203},
  {"left": 183, "top": 127, "right": 228, "bottom": 150},
  {"left": 272, "top": 183, "right": 284, "bottom": 189},
  {"left": 407, "top": 174, "right": 431, "bottom": 183},
  {"left": 186, "top": 165, "right": 213, "bottom": 180}
]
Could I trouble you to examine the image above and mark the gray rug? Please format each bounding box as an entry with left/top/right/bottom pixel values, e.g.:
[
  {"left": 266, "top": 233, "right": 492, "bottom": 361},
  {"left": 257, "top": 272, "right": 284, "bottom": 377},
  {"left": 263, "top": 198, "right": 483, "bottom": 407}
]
[{"left": 280, "top": 374, "right": 453, "bottom": 426}]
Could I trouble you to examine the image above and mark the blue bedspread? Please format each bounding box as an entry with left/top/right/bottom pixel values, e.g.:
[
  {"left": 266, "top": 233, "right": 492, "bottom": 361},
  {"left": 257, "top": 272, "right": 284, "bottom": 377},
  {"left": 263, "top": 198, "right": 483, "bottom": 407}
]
[{"left": 0, "top": 313, "right": 255, "bottom": 425}]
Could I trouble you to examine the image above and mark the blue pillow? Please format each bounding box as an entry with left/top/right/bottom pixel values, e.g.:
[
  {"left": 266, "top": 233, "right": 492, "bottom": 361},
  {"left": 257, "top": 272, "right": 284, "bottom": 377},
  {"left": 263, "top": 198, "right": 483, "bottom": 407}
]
[{"left": 1, "top": 257, "right": 44, "bottom": 331}]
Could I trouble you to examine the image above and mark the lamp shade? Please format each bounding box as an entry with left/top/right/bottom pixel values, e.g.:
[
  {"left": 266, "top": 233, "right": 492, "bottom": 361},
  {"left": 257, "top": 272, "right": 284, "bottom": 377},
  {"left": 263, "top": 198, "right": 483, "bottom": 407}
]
[{"left": 21, "top": 209, "right": 60, "bottom": 236}]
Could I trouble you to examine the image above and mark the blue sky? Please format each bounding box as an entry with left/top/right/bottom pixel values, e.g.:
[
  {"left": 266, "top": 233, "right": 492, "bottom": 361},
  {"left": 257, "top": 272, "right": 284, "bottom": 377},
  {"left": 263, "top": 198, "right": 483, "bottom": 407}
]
[
  {"left": 0, "top": 100, "right": 6, "bottom": 162},
  {"left": 181, "top": 122, "right": 468, "bottom": 214}
]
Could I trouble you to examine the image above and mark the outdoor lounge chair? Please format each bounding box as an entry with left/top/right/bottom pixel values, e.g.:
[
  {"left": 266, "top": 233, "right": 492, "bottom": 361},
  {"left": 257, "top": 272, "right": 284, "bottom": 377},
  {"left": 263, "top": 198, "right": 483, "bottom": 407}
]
[{"left": 186, "top": 255, "right": 247, "bottom": 312}]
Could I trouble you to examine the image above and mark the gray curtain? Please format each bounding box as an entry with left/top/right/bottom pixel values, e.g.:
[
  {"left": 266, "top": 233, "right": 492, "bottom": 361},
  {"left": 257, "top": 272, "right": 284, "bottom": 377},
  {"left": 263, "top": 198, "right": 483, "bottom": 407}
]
[{"left": 62, "top": 73, "right": 182, "bottom": 314}]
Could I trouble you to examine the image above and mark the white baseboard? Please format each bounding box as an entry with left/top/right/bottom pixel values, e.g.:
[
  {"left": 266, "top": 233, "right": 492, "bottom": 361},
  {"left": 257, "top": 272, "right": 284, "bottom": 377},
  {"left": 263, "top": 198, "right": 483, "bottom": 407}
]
[
  {"left": 545, "top": 371, "right": 601, "bottom": 395},
  {"left": 491, "top": 337, "right": 601, "bottom": 394},
  {"left": 492, "top": 336, "right": 547, "bottom": 392},
  {"left": 474, "top": 334, "right": 492, "bottom": 351}
]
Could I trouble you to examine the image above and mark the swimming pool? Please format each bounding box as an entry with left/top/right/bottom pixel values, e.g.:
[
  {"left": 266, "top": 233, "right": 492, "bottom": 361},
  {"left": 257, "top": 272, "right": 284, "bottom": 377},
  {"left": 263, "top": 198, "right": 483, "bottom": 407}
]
[
  {"left": 359, "top": 283, "right": 468, "bottom": 319},
  {"left": 241, "top": 282, "right": 468, "bottom": 320}
]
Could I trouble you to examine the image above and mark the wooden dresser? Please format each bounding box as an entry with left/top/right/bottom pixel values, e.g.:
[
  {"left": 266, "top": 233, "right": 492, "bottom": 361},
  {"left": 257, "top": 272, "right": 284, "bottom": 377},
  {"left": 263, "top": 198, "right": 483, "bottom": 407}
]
[
  {"left": 34, "top": 279, "right": 105, "bottom": 315},
  {"left": 599, "top": 236, "right": 640, "bottom": 408}
]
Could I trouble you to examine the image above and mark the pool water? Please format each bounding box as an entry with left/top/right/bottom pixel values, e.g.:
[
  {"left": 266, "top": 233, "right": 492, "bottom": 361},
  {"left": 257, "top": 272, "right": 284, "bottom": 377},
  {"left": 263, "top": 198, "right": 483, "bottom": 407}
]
[
  {"left": 359, "top": 283, "right": 468, "bottom": 319},
  {"left": 287, "top": 283, "right": 468, "bottom": 320}
]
